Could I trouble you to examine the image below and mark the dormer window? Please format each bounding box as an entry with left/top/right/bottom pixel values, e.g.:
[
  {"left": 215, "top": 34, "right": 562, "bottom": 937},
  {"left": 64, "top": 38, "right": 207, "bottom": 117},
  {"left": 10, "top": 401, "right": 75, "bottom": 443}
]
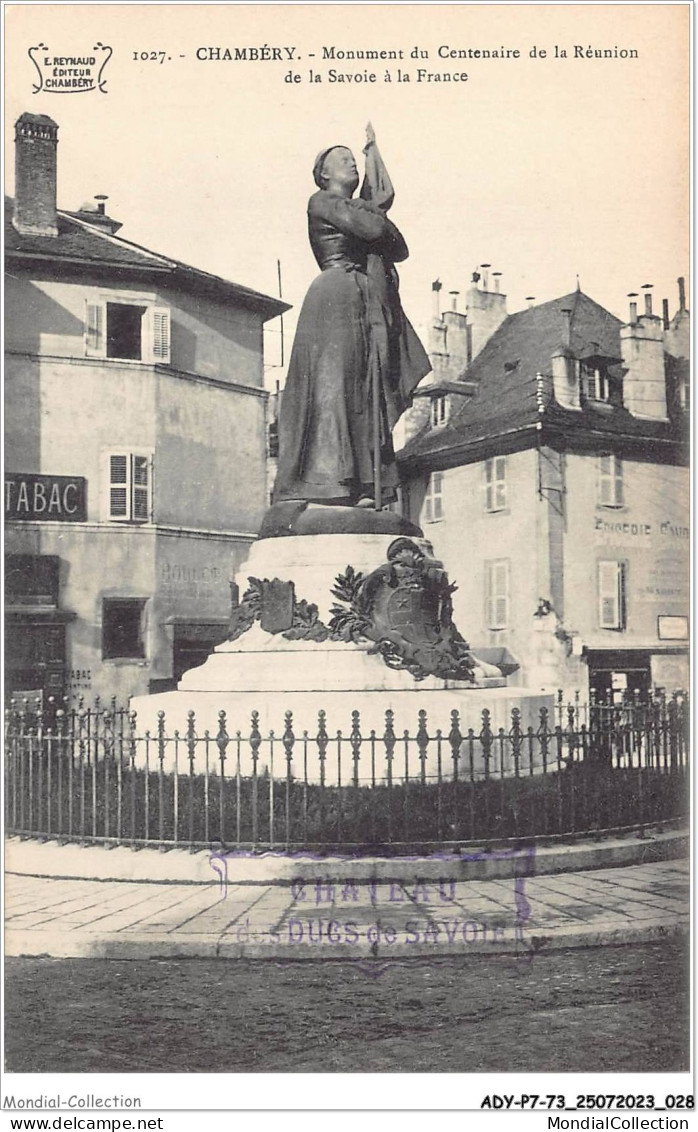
[
  {"left": 431, "top": 395, "right": 448, "bottom": 428},
  {"left": 580, "top": 359, "right": 623, "bottom": 407},
  {"left": 581, "top": 362, "right": 609, "bottom": 403}
]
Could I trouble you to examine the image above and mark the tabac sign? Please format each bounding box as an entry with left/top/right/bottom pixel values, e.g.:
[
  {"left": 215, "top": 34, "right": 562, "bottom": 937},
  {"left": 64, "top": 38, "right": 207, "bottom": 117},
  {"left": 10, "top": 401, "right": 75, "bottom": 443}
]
[{"left": 5, "top": 474, "right": 87, "bottom": 522}]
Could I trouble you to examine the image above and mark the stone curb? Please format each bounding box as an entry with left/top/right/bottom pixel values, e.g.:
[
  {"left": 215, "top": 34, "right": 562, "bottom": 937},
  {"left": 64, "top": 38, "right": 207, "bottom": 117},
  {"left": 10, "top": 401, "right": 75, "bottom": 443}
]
[
  {"left": 5, "top": 827, "right": 689, "bottom": 886},
  {"left": 5, "top": 917, "right": 689, "bottom": 961}
]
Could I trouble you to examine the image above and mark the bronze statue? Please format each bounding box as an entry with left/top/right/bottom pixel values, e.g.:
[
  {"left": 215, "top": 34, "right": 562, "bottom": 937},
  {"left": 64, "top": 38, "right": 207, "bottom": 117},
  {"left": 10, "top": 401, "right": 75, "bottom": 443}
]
[{"left": 273, "top": 125, "right": 430, "bottom": 510}]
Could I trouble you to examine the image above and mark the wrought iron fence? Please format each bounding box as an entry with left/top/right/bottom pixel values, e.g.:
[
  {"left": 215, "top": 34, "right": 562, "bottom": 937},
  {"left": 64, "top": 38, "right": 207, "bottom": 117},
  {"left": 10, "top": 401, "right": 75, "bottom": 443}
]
[{"left": 4, "top": 691, "right": 690, "bottom": 852}]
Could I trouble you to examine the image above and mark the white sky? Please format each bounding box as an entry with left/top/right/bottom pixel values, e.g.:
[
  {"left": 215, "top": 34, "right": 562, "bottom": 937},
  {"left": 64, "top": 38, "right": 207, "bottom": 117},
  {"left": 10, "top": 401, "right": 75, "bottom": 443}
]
[{"left": 4, "top": 3, "right": 690, "bottom": 386}]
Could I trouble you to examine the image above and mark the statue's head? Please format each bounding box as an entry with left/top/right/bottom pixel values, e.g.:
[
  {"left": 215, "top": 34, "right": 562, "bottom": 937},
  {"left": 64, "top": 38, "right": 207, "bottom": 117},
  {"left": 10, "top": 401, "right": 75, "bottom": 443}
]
[{"left": 313, "top": 146, "right": 359, "bottom": 195}]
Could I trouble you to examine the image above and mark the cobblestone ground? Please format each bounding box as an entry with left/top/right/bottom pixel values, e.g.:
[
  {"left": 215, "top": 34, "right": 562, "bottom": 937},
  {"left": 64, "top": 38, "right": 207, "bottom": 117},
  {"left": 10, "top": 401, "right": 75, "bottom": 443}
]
[{"left": 5, "top": 941, "right": 689, "bottom": 1073}]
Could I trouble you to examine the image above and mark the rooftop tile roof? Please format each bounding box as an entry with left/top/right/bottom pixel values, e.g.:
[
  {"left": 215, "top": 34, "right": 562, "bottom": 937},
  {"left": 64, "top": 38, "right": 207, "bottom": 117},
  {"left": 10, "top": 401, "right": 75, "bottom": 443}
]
[
  {"left": 399, "top": 289, "right": 684, "bottom": 467},
  {"left": 5, "top": 197, "right": 288, "bottom": 319}
]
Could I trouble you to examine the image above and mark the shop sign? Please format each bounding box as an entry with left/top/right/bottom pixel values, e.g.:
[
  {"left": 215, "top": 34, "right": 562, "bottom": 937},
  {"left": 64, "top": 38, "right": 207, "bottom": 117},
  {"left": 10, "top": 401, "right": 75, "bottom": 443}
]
[
  {"left": 657, "top": 615, "right": 689, "bottom": 641},
  {"left": 5, "top": 474, "right": 87, "bottom": 522}
]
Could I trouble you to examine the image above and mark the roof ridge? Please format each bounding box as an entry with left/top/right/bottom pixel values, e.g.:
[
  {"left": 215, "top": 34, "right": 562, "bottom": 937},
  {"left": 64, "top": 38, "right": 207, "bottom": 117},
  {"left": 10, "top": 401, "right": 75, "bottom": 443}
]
[{"left": 57, "top": 210, "right": 173, "bottom": 266}]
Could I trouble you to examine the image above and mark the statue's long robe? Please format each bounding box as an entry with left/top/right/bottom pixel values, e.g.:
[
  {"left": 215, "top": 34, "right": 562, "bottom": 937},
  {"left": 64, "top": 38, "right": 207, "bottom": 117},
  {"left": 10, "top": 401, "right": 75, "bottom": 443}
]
[{"left": 273, "top": 155, "right": 430, "bottom": 505}]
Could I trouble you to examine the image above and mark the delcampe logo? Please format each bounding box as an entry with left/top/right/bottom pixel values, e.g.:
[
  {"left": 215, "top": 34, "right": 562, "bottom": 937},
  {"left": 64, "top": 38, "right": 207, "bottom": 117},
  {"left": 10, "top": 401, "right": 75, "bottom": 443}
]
[{"left": 28, "top": 42, "right": 112, "bottom": 94}]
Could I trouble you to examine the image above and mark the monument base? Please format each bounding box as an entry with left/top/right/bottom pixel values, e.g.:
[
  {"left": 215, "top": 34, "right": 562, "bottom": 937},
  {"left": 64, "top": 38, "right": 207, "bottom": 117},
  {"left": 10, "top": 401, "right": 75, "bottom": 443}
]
[{"left": 131, "top": 531, "right": 553, "bottom": 778}]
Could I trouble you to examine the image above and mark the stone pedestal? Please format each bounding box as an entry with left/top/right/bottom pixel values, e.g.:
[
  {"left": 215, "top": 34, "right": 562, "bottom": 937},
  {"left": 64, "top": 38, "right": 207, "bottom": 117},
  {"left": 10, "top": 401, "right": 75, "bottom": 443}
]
[{"left": 131, "top": 530, "right": 554, "bottom": 779}]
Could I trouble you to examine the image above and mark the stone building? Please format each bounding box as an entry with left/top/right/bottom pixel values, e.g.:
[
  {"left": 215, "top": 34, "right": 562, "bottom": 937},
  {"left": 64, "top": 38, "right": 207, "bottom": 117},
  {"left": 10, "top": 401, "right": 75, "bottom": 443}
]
[
  {"left": 5, "top": 112, "right": 287, "bottom": 705},
  {"left": 397, "top": 272, "right": 689, "bottom": 699}
]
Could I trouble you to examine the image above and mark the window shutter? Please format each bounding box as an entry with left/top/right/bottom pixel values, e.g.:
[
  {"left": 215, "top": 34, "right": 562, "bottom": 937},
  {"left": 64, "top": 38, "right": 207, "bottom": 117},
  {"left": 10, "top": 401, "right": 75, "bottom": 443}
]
[
  {"left": 618, "top": 561, "right": 627, "bottom": 627},
  {"left": 494, "top": 456, "right": 507, "bottom": 509},
  {"left": 85, "top": 301, "right": 106, "bottom": 357},
  {"left": 598, "top": 560, "right": 620, "bottom": 628},
  {"left": 151, "top": 307, "right": 170, "bottom": 363},
  {"left": 494, "top": 562, "right": 508, "bottom": 627},
  {"left": 485, "top": 458, "right": 506, "bottom": 511},
  {"left": 486, "top": 564, "right": 494, "bottom": 627},
  {"left": 486, "top": 561, "right": 509, "bottom": 629},
  {"left": 131, "top": 455, "right": 150, "bottom": 521},
  {"left": 599, "top": 455, "right": 623, "bottom": 507},
  {"left": 108, "top": 453, "right": 152, "bottom": 522},
  {"left": 109, "top": 455, "right": 129, "bottom": 518},
  {"left": 599, "top": 456, "right": 612, "bottom": 506},
  {"left": 433, "top": 472, "right": 443, "bottom": 520},
  {"left": 614, "top": 458, "right": 624, "bottom": 506},
  {"left": 484, "top": 461, "right": 493, "bottom": 511}
]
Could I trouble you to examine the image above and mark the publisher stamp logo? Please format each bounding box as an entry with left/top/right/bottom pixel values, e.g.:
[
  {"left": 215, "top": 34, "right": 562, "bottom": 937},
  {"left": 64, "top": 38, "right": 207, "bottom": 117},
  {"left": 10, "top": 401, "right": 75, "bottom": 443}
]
[{"left": 29, "top": 42, "right": 112, "bottom": 94}]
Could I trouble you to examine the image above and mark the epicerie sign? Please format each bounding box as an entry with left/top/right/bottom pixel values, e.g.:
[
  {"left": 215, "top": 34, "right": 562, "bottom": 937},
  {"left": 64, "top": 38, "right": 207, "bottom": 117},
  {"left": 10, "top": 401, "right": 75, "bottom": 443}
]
[{"left": 5, "top": 474, "right": 87, "bottom": 522}]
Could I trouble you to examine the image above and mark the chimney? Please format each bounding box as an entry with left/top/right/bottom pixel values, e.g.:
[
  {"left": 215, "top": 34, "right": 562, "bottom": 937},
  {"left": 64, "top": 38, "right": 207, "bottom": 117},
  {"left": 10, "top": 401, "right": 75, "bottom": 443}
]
[
  {"left": 73, "top": 194, "right": 123, "bottom": 235},
  {"left": 560, "top": 308, "right": 572, "bottom": 345},
  {"left": 678, "top": 276, "right": 686, "bottom": 312},
  {"left": 628, "top": 292, "right": 638, "bottom": 322},
  {"left": 465, "top": 272, "right": 508, "bottom": 363},
  {"left": 662, "top": 298, "right": 670, "bottom": 331},
  {"left": 525, "top": 296, "right": 536, "bottom": 308},
  {"left": 621, "top": 287, "right": 667, "bottom": 420},
  {"left": 449, "top": 290, "right": 459, "bottom": 312},
  {"left": 14, "top": 112, "right": 59, "bottom": 237},
  {"left": 551, "top": 346, "right": 581, "bottom": 410},
  {"left": 431, "top": 279, "right": 442, "bottom": 320},
  {"left": 492, "top": 271, "right": 502, "bottom": 293},
  {"left": 480, "top": 263, "right": 491, "bottom": 291}
]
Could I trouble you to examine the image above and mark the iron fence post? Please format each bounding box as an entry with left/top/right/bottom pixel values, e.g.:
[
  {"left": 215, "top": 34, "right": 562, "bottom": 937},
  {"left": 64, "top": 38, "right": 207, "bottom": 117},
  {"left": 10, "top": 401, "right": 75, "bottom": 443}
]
[
  {"left": 216, "top": 711, "right": 228, "bottom": 848},
  {"left": 284, "top": 711, "right": 295, "bottom": 848}
]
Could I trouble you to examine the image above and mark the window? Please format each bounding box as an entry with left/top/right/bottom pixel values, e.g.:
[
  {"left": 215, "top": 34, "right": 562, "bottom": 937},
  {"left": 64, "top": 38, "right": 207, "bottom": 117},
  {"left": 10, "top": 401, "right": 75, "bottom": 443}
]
[
  {"left": 107, "top": 453, "right": 152, "bottom": 522},
  {"left": 581, "top": 362, "right": 609, "bottom": 403},
  {"left": 598, "top": 454, "right": 624, "bottom": 508},
  {"left": 484, "top": 456, "right": 507, "bottom": 512},
  {"left": 678, "top": 372, "right": 690, "bottom": 412},
  {"left": 85, "top": 299, "right": 170, "bottom": 364},
  {"left": 598, "top": 560, "right": 627, "bottom": 630},
  {"left": 431, "top": 396, "right": 448, "bottom": 427},
  {"left": 424, "top": 472, "right": 443, "bottom": 522},
  {"left": 102, "top": 599, "right": 147, "bottom": 660},
  {"left": 485, "top": 560, "right": 509, "bottom": 629}
]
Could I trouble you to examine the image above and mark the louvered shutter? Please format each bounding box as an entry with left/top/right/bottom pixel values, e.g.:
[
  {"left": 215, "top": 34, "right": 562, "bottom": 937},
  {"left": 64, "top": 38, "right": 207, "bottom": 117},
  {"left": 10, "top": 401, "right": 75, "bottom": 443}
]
[
  {"left": 493, "top": 562, "right": 508, "bottom": 627},
  {"left": 109, "top": 455, "right": 129, "bottom": 518},
  {"left": 486, "top": 563, "right": 496, "bottom": 627},
  {"left": 599, "top": 456, "right": 613, "bottom": 506},
  {"left": 494, "top": 456, "right": 507, "bottom": 509},
  {"left": 484, "top": 461, "right": 494, "bottom": 511},
  {"left": 131, "top": 455, "right": 150, "bottom": 521},
  {"left": 613, "top": 458, "right": 624, "bottom": 506},
  {"left": 432, "top": 472, "right": 443, "bottom": 520},
  {"left": 598, "top": 561, "right": 620, "bottom": 628},
  {"left": 151, "top": 307, "right": 170, "bottom": 363},
  {"left": 486, "top": 561, "right": 509, "bottom": 629},
  {"left": 85, "top": 301, "right": 106, "bottom": 357}
]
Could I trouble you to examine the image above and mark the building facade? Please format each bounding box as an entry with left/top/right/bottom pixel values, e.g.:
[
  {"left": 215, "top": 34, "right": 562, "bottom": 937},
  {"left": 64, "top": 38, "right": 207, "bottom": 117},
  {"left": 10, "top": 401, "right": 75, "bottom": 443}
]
[
  {"left": 5, "top": 112, "right": 287, "bottom": 706},
  {"left": 397, "top": 274, "right": 689, "bottom": 699}
]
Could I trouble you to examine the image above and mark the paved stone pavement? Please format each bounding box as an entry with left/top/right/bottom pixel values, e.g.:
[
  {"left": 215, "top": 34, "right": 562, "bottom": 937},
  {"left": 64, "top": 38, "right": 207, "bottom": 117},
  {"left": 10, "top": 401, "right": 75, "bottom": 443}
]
[{"left": 5, "top": 856, "right": 689, "bottom": 960}]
